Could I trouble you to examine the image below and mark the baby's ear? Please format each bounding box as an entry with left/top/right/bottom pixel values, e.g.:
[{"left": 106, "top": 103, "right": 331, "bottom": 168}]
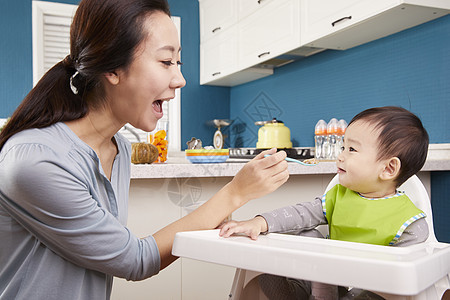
[{"left": 380, "top": 157, "right": 401, "bottom": 181}]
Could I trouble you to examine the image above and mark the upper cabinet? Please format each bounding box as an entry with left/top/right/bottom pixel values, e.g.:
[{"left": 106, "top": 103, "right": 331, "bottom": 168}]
[
  {"left": 302, "top": 0, "right": 450, "bottom": 50},
  {"left": 238, "top": 0, "right": 301, "bottom": 71},
  {"left": 199, "top": 0, "right": 238, "bottom": 43},
  {"left": 199, "top": 0, "right": 450, "bottom": 87},
  {"left": 238, "top": 0, "right": 274, "bottom": 20}
]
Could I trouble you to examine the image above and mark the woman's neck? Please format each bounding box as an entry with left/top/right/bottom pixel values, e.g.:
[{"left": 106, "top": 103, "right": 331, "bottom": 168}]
[{"left": 66, "top": 109, "right": 122, "bottom": 149}]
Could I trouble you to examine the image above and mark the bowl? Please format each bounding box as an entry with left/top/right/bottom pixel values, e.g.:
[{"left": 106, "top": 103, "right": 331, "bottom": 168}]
[{"left": 185, "top": 149, "right": 229, "bottom": 164}]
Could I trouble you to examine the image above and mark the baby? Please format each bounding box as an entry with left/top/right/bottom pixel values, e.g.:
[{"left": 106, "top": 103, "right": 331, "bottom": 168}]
[{"left": 219, "top": 106, "right": 430, "bottom": 299}]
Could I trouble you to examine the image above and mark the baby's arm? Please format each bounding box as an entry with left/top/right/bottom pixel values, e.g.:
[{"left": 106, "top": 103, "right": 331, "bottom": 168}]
[
  {"left": 219, "top": 197, "right": 327, "bottom": 239},
  {"left": 261, "top": 197, "right": 326, "bottom": 233},
  {"left": 393, "top": 218, "right": 429, "bottom": 247},
  {"left": 219, "top": 216, "right": 268, "bottom": 240}
]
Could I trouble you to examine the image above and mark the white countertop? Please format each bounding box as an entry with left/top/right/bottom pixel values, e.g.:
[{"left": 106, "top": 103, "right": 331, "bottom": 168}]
[{"left": 131, "top": 144, "right": 450, "bottom": 179}]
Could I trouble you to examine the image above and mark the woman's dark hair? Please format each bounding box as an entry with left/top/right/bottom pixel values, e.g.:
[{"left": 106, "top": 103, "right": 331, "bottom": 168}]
[
  {"left": 0, "top": 0, "right": 170, "bottom": 150},
  {"left": 349, "top": 106, "right": 429, "bottom": 186}
]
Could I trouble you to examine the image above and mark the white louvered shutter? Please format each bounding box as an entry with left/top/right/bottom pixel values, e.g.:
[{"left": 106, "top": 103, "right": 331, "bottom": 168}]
[
  {"left": 42, "top": 14, "right": 71, "bottom": 72},
  {"left": 32, "top": 1, "right": 76, "bottom": 84}
]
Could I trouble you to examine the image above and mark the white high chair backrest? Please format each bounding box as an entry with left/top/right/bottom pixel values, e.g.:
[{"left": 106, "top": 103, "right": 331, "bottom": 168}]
[{"left": 325, "top": 174, "right": 437, "bottom": 243}]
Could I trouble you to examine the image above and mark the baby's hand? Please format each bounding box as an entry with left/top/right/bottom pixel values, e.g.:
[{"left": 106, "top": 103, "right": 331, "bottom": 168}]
[{"left": 218, "top": 216, "right": 268, "bottom": 240}]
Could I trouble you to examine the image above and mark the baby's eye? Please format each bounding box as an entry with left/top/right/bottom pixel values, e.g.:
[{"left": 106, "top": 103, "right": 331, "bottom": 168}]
[
  {"left": 349, "top": 147, "right": 356, "bottom": 152},
  {"left": 340, "top": 146, "right": 345, "bottom": 151}
]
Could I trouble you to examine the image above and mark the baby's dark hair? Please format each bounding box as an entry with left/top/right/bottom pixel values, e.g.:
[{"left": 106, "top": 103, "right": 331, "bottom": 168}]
[{"left": 349, "top": 106, "right": 429, "bottom": 186}]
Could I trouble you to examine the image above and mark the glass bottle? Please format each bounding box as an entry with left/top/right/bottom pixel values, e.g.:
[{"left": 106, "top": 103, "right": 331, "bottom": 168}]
[
  {"left": 314, "top": 120, "right": 327, "bottom": 160},
  {"left": 326, "top": 118, "right": 338, "bottom": 160}
]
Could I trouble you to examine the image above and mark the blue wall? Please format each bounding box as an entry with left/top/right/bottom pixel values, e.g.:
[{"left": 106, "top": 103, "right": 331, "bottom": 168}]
[{"left": 0, "top": 0, "right": 81, "bottom": 117}]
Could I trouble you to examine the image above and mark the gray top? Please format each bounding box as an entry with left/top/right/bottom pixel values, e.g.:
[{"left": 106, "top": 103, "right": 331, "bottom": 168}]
[
  {"left": 261, "top": 197, "right": 429, "bottom": 247},
  {"left": 0, "top": 123, "right": 160, "bottom": 300}
]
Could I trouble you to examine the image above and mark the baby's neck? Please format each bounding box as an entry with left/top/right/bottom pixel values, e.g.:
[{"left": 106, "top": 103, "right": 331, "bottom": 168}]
[{"left": 359, "top": 188, "right": 397, "bottom": 199}]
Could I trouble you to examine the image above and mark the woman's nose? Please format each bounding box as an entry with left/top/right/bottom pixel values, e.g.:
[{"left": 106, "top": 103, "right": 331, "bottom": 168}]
[{"left": 171, "top": 67, "right": 186, "bottom": 89}]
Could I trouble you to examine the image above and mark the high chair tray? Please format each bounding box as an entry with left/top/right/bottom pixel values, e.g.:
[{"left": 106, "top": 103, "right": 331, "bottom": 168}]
[{"left": 172, "top": 229, "right": 450, "bottom": 296}]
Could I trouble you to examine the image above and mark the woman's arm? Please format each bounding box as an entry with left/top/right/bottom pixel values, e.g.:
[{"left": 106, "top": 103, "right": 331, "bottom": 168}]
[{"left": 153, "top": 148, "right": 289, "bottom": 269}]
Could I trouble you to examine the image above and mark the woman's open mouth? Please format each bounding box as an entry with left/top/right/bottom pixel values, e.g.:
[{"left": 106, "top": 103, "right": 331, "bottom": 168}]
[{"left": 152, "top": 100, "right": 164, "bottom": 118}]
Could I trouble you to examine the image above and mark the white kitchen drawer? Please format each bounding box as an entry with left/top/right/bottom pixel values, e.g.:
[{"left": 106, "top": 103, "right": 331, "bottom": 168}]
[
  {"left": 200, "top": 25, "right": 238, "bottom": 85},
  {"left": 238, "top": 0, "right": 301, "bottom": 70},
  {"left": 302, "top": 0, "right": 450, "bottom": 50},
  {"left": 199, "top": 0, "right": 238, "bottom": 43}
]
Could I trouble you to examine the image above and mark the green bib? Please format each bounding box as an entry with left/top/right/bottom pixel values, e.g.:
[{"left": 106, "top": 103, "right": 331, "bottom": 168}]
[{"left": 323, "top": 184, "right": 425, "bottom": 246}]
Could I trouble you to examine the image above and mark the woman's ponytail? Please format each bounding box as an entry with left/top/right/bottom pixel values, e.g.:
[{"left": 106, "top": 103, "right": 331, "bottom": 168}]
[{"left": 0, "top": 56, "right": 88, "bottom": 150}]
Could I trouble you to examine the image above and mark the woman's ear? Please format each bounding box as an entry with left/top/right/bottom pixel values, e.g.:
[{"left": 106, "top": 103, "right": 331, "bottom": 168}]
[
  {"left": 380, "top": 157, "right": 401, "bottom": 181},
  {"left": 104, "top": 71, "right": 120, "bottom": 85}
]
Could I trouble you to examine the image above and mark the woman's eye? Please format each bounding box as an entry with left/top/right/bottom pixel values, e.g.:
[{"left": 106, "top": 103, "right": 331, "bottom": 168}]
[
  {"left": 162, "top": 60, "right": 183, "bottom": 66},
  {"left": 162, "top": 61, "right": 174, "bottom": 66},
  {"left": 349, "top": 147, "right": 356, "bottom": 152}
]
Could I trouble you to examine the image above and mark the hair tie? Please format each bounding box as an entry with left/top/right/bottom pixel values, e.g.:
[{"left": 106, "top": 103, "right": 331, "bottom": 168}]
[{"left": 70, "top": 71, "right": 80, "bottom": 95}]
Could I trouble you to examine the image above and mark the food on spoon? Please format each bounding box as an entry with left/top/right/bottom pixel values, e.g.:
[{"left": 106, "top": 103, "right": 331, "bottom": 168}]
[{"left": 302, "top": 158, "right": 319, "bottom": 165}]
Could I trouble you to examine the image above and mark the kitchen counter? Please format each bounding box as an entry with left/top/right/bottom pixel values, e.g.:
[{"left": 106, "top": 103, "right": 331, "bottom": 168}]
[{"left": 131, "top": 144, "right": 450, "bottom": 179}]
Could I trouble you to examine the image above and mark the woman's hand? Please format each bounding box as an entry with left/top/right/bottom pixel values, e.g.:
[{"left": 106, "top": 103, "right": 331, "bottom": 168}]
[
  {"left": 227, "top": 148, "right": 289, "bottom": 206},
  {"left": 219, "top": 216, "right": 268, "bottom": 240}
]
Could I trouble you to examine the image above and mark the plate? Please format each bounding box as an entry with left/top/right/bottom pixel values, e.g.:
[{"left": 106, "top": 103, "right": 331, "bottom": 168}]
[{"left": 185, "top": 149, "right": 229, "bottom": 164}]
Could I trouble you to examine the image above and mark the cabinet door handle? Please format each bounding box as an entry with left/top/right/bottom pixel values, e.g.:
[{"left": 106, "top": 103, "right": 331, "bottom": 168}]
[
  {"left": 212, "top": 27, "right": 221, "bottom": 33},
  {"left": 331, "top": 16, "right": 352, "bottom": 27},
  {"left": 212, "top": 72, "right": 221, "bottom": 76},
  {"left": 258, "top": 51, "right": 270, "bottom": 58},
  {"left": 257, "top": 0, "right": 266, "bottom": 4}
]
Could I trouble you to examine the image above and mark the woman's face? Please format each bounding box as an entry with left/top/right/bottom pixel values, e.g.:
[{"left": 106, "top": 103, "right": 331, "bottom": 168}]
[{"left": 105, "top": 11, "right": 186, "bottom": 132}]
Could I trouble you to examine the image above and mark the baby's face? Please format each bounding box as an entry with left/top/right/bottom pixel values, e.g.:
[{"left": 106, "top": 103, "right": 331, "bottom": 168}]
[{"left": 336, "top": 120, "right": 388, "bottom": 197}]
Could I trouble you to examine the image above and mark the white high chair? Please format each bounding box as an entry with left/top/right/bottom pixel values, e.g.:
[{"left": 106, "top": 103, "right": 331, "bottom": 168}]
[
  {"left": 172, "top": 175, "right": 450, "bottom": 299},
  {"left": 226, "top": 174, "right": 449, "bottom": 300}
]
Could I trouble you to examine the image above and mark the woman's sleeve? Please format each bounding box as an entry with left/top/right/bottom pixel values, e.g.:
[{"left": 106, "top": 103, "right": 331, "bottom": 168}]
[
  {"left": 0, "top": 143, "right": 160, "bottom": 281},
  {"left": 260, "top": 197, "right": 327, "bottom": 233}
]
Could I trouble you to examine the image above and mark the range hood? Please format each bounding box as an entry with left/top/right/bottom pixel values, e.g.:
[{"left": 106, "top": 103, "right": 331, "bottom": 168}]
[{"left": 253, "top": 46, "right": 325, "bottom": 69}]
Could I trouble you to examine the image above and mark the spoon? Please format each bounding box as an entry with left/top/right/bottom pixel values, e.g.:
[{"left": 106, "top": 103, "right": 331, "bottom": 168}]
[{"left": 264, "top": 154, "right": 318, "bottom": 166}]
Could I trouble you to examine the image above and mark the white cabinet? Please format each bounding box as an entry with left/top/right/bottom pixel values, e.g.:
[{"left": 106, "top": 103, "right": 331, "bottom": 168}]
[
  {"left": 237, "top": 0, "right": 274, "bottom": 20},
  {"left": 199, "top": 0, "right": 238, "bottom": 43},
  {"left": 200, "top": 25, "right": 238, "bottom": 85},
  {"left": 198, "top": 0, "right": 450, "bottom": 86},
  {"left": 302, "top": 0, "right": 450, "bottom": 50},
  {"left": 199, "top": 23, "right": 273, "bottom": 87},
  {"left": 238, "top": 0, "right": 301, "bottom": 71}
]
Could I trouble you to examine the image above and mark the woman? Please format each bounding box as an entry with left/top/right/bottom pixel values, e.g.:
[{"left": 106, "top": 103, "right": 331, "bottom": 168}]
[{"left": 0, "top": 0, "right": 289, "bottom": 299}]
